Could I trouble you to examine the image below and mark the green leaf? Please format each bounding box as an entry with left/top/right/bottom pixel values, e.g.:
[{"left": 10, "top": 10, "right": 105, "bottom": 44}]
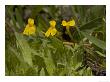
[
  {"left": 95, "top": 51, "right": 106, "bottom": 57},
  {"left": 40, "top": 68, "right": 45, "bottom": 76},
  {"left": 37, "top": 16, "right": 48, "bottom": 31},
  {"left": 43, "top": 50, "right": 55, "bottom": 75},
  {"left": 15, "top": 32, "right": 33, "bottom": 67},
  {"left": 80, "top": 18, "right": 103, "bottom": 31},
  {"left": 81, "top": 31, "right": 106, "bottom": 50},
  {"left": 90, "top": 6, "right": 105, "bottom": 18},
  {"left": 6, "top": 6, "right": 18, "bottom": 30},
  {"left": 15, "top": 8, "right": 24, "bottom": 29},
  {"left": 8, "top": 46, "right": 24, "bottom": 63},
  {"left": 85, "top": 67, "right": 92, "bottom": 76},
  {"left": 31, "top": 6, "right": 43, "bottom": 18},
  {"left": 50, "top": 37, "right": 64, "bottom": 49}
]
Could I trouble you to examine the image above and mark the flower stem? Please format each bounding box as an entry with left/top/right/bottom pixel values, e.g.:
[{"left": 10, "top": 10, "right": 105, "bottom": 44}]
[{"left": 66, "top": 28, "right": 74, "bottom": 41}]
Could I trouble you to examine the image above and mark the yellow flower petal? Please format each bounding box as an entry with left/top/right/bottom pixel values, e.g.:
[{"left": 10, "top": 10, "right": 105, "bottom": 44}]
[
  {"left": 45, "top": 31, "right": 50, "bottom": 37},
  {"left": 68, "top": 20, "right": 75, "bottom": 26},
  {"left": 51, "top": 28, "right": 57, "bottom": 36},
  {"left": 28, "top": 25, "right": 36, "bottom": 35},
  {"left": 62, "top": 20, "right": 67, "bottom": 26},
  {"left": 23, "top": 18, "right": 36, "bottom": 36},
  {"left": 49, "top": 20, "right": 56, "bottom": 27},
  {"left": 28, "top": 18, "right": 34, "bottom": 26},
  {"left": 23, "top": 24, "right": 36, "bottom": 36},
  {"left": 45, "top": 27, "right": 57, "bottom": 37},
  {"left": 45, "top": 20, "right": 57, "bottom": 37},
  {"left": 23, "top": 25, "right": 30, "bottom": 35},
  {"left": 61, "top": 19, "right": 75, "bottom": 28},
  {"left": 45, "top": 28, "right": 51, "bottom": 37}
]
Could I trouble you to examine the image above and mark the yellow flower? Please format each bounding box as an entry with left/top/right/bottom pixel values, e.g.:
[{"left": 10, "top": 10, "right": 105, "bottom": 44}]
[
  {"left": 45, "top": 20, "right": 57, "bottom": 37},
  {"left": 49, "top": 20, "right": 56, "bottom": 27},
  {"left": 28, "top": 18, "right": 34, "bottom": 26},
  {"left": 61, "top": 19, "right": 75, "bottom": 28},
  {"left": 23, "top": 18, "right": 36, "bottom": 36}
]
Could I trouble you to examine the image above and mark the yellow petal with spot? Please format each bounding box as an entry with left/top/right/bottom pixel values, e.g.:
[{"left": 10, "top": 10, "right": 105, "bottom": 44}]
[
  {"left": 68, "top": 20, "right": 75, "bottom": 26},
  {"left": 62, "top": 20, "right": 67, "bottom": 26},
  {"left": 51, "top": 28, "right": 57, "bottom": 36},
  {"left": 28, "top": 25, "right": 36, "bottom": 35},
  {"left": 23, "top": 24, "right": 36, "bottom": 36}
]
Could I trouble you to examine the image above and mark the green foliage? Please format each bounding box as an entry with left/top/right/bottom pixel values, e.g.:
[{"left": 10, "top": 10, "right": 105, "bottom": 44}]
[
  {"left": 15, "top": 32, "right": 33, "bottom": 67},
  {"left": 5, "top": 5, "right": 106, "bottom": 76},
  {"left": 81, "top": 31, "right": 106, "bottom": 50},
  {"left": 80, "top": 17, "right": 104, "bottom": 31},
  {"left": 15, "top": 8, "right": 24, "bottom": 29}
]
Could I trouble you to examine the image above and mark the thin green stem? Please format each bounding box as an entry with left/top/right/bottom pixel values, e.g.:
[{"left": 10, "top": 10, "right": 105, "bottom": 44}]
[{"left": 66, "top": 27, "right": 74, "bottom": 41}]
